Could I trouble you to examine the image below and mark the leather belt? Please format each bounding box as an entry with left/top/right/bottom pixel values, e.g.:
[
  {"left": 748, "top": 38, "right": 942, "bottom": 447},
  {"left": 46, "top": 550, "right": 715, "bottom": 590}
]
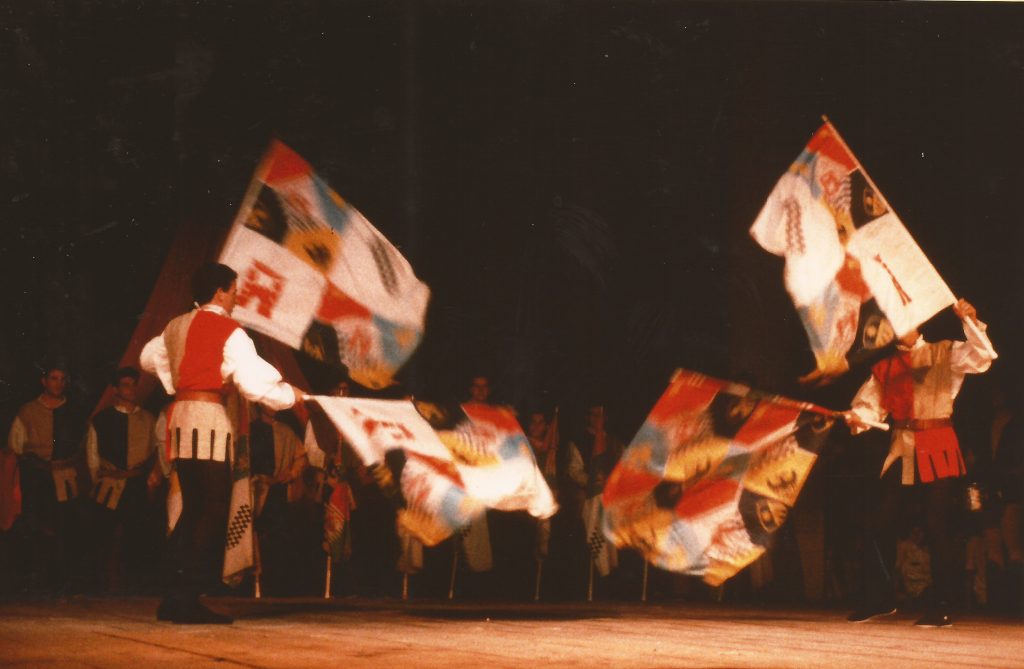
[
  {"left": 175, "top": 390, "right": 225, "bottom": 404},
  {"left": 97, "top": 462, "right": 150, "bottom": 479},
  {"left": 892, "top": 418, "right": 953, "bottom": 431},
  {"left": 21, "top": 455, "right": 76, "bottom": 472}
]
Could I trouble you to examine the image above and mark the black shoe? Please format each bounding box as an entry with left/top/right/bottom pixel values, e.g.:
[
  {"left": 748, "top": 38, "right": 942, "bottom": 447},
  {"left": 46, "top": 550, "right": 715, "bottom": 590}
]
[
  {"left": 914, "top": 610, "right": 952, "bottom": 628},
  {"left": 156, "top": 598, "right": 180, "bottom": 622},
  {"left": 172, "top": 601, "right": 233, "bottom": 625},
  {"left": 847, "top": 604, "right": 897, "bottom": 623}
]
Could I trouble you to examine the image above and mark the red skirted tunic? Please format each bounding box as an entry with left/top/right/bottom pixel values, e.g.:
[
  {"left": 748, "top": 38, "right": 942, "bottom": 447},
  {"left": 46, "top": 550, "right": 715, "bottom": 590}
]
[{"left": 850, "top": 319, "right": 996, "bottom": 485}]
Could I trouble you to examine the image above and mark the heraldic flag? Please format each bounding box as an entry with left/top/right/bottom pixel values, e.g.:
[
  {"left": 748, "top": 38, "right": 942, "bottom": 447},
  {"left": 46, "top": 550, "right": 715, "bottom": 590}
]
[
  {"left": 309, "top": 397, "right": 556, "bottom": 546},
  {"left": 220, "top": 141, "right": 430, "bottom": 389},
  {"left": 750, "top": 121, "right": 955, "bottom": 383},
  {"left": 601, "top": 370, "right": 834, "bottom": 586}
]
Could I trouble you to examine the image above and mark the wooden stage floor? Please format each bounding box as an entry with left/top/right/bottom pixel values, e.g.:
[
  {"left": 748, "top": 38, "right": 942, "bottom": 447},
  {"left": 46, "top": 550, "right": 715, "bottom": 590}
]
[{"left": 1, "top": 596, "right": 1021, "bottom": 668}]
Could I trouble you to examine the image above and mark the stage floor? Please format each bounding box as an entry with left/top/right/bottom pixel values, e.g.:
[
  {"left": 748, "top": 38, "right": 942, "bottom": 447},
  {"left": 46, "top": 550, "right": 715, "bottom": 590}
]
[{"left": 1, "top": 596, "right": 1021, "bottom": 668}]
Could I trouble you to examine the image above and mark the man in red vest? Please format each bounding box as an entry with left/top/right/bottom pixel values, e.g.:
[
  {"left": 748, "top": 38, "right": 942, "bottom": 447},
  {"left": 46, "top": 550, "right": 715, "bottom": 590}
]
[
  {"left": 845, "top": 298, "right": 995, "bottom": 627},
  {"left": 141, "top": 263, "right": 300, "bottom": 624}
]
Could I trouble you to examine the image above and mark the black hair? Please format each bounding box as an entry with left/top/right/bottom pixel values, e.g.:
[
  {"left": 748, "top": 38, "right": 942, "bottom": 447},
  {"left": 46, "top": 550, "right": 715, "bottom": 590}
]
[
  {"left": 39, "top": 361, "right": 68, "bottom": 377},
  {"left": 111, "top": 366, "right": 140, "bottom": 386},
  {"left": 192, "top": 262, "right": 237, "bottom": 305}
]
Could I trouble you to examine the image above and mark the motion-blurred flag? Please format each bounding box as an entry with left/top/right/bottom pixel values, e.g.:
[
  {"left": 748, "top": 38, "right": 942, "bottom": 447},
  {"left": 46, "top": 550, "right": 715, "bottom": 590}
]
[
  {"left": 750, "top": 121, "right": 955, "bottom": 383},
  {"left": 220, "top": 141, "right": 430, "bottom": 389},
  {"left": 308, "top": 397, "right": 556, "bottom": 546},
  {"left": 601, "top": 369, "right": 834, "bottom": 586},
  {"left": 451, "top": 403, "right": 557, "bottom": 518}
]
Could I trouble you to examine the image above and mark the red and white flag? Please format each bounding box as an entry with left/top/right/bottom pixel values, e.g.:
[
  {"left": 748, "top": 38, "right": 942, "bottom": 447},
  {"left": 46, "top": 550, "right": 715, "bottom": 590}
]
[
  {"left": 307, "top": 397, "right": 556, "bottom": 546},
  {"left": 220, "top": 141, "right": 429, "bottom": 389},
  {"left": 750, "top": 121, "right": 955, "bottom": 383}
]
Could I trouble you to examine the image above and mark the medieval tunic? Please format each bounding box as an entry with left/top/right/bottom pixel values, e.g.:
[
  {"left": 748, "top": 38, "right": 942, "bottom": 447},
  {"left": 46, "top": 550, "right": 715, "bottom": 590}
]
[
  {"left": 7, "top": 396, "right": 87, "bottom": 592},
  {"left": 140, "top": 304, "right": 295, "bottom": 460},
  {"left": 86, "top": 404, "right": 159, "bottom": 588},
  {"left": 8, "top": 397, "right": 84, "bottom": 504},
  {"left": 139, "top": 303, "right": 295, "bottom": 609},
  {"left": 85, "top": 405, "right": 157, "bottom": 510},
  {"left": 848, "top": 318, "right": 996, "bottom": 612},
  {"left": 849, "top": 318, "right": 996, "bottom": 485}
]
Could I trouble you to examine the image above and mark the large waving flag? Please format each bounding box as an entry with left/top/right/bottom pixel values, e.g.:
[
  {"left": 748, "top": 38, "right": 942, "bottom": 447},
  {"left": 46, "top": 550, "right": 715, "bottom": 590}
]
[
  {"left": 750, "top": 120, "right": 955, "bottom": 383},
  {"left": 220, "top": 141, "right": 430, "bottom": 389},
  {"left": 601, "top": 370, "right": 834, "bottom": 586},
  {"left": 308, "top": 397, "right": 556, "bottom": 546}
]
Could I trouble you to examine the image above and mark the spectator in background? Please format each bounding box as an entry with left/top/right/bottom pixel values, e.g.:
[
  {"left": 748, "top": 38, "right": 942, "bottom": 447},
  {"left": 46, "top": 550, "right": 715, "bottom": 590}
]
[
  {"left": 250, "top": 405, "right": 309, "bottom": 595},
  {"left": 568, "top": 403, "right": 623, "bottom": 596},
  {"left": 85, "top": 367, "right": 162, "bottom": 593},
  {"left": 985, "top": 387, "right": 1024, "bottom": 615},
  {"left": 7, "top": 364, "right": 88, "bottom": 593},
  {"left": 895, "top": 526, "right": 932, "bottom": 608}
]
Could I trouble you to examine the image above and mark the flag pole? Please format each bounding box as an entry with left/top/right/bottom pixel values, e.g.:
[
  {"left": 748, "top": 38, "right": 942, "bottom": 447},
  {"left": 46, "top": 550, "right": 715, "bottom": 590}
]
[
  {"left": 402, "top": 572, "right": 409, "bottom": 601},
  {"left": 830, "top": 409, "right": 889, "bottom": 432},
  {"left": 534, "top": 558, "right": 543, "bottom": 602},
  {"left": 641, "top": 560, "right": 649, "bottom": 603},
  {"left": 324, "top": 554, "right": 332, "bottom": 599},
  {"left": 448, "top": 535, "right": 459, "bottom": 600},
  {"left": 253, "top": 530, "right": 262, "bottom": 599},
  {"left": 587, "top": 558, "right": 594, "bottom": 602}
]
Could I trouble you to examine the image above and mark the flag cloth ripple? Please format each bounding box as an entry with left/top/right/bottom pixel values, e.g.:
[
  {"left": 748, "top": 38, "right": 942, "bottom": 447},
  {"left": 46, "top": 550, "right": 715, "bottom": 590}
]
[
  {"left": 220, "top": 141, "right": 429, "bottom": 389},
  {"left": 750, "top": 122, "right": 954, "bottom": 382},
  {"left": 308, "top": 397, "right": 556, "bottom": 546},
  {"left": 601, "top": 369, "right": 834, "bottom": 586}
]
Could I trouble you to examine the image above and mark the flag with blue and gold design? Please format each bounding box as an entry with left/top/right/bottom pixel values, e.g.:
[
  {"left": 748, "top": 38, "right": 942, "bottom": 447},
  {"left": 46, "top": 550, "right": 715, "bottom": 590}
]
[
  {"left": 601, "top": 369, "right": 833, "bottom": 586},
  {"left": 220, "top": 141, "right": 429, "bottom": 389}
]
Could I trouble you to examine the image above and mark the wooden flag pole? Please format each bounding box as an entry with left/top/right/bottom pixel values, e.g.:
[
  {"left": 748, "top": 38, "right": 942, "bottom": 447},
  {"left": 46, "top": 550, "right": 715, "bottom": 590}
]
[
  {"left": 534, "top": 558, "right": 543, "bottom": 602},
  {"left": 324, "top": 554, "right": 332, "bottom": 599},
  {"left": 641, "top": 560, "right": 649, "bottom": 603},
  {"left": 448, "top": 536, "right": 459, "bottom": 600},
  {"left": 587, "top": 558, "right": 595, "bottom": 603},
  {"left": 253, "top": 528, "right": 262, "bottom": 599},
  {"left": 831, "top": 409, "right": 889, "bottom": 432},
  {"left": 402, "top": 572, "right": 409, "bottom": 601}
]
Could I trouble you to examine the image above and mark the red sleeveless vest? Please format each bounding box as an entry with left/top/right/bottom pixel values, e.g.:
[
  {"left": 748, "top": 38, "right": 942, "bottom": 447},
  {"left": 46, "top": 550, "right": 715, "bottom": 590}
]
[{"left": 176, "top": 310, "right": 239, "bottom": 394}]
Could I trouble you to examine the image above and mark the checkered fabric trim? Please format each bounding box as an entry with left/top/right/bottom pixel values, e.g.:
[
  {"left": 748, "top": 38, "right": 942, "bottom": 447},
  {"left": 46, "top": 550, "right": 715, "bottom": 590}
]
[{"left": 226, "top": 503, "right": 253, "bottom": 549}]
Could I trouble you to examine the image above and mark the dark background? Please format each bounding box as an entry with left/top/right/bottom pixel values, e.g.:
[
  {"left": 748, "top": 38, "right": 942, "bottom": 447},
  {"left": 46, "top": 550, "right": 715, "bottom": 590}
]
[{"left": 3, "top": 0, "right": 1022, "bottom": 439}]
